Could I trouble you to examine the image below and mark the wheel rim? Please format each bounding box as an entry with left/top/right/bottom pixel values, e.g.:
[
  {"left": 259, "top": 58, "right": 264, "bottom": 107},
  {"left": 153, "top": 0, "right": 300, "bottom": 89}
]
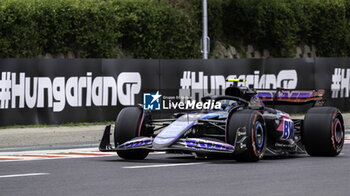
[
  {"left": 255, "top": 122, "right": 265, "bottom": 152},
  {"left": 334, "top": 118, "right": 343, "bottom": 145}
]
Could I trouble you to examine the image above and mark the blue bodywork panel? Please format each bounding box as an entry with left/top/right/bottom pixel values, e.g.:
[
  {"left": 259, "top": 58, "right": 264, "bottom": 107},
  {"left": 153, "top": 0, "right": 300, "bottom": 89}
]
[{"left": 153, "top": 112, "right": 227, "bottom": 149}]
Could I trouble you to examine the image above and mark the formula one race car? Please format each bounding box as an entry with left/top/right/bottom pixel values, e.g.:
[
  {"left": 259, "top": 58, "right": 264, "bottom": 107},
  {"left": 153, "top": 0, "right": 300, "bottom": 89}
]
[{"left": 99, "top": 81, "right": 345, "bottom": 162}]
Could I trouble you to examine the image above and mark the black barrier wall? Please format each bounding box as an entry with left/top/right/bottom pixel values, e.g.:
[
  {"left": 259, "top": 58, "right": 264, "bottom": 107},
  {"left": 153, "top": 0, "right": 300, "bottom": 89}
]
[{"left": 0, "top": 58, "right": 349, "bottom": 126}]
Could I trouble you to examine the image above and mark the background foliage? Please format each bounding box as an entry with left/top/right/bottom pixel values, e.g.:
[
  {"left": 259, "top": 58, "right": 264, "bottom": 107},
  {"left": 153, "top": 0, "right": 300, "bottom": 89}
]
[
  {"left": 0, "top": 0, "right": 350, "bottom": 58},
  {"left": 0, "top": 0, "right": 200, "bottom": 58}
]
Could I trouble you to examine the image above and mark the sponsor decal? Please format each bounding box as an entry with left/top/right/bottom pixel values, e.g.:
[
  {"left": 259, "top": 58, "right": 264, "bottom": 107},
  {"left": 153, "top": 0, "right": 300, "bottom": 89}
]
[
  {"left": 331, "top": 68, "right": 350, "bottom": 98},
  {"left": 258, "top": 91, "right": 314, "bottom": 100},
  {"left": 275, "top": 142, "right": 294, "bottom": 148},
  {"left": 119, "top": 138, "right": 152, "bottom": 148},
  {"left": 0, "top": 72, "right": 141, "bottom": 112},
  {"left": 181, "top": 138, "right": 234, "bottom": 151},
  {"left": 282, "top": 119, "right": 294, "bottom": 140},
  {"left": 179, "top": 70, "right": 298, "bottom": 101}
]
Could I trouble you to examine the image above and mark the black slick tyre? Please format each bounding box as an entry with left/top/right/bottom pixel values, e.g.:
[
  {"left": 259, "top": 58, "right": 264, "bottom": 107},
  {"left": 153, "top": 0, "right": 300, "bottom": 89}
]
[
  {"left": 114, "top": 107, "right": 149, "bottom": 160},
  {"left": 227, "top": 110, "right": 267, "bottom": 162},
  {"left": 303, "top": 107, "right": 344, "bottom": 156}
]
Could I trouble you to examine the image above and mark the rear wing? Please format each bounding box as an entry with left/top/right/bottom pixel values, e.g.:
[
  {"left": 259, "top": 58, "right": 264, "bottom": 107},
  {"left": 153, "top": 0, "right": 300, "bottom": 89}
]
[
  {"left": 225, "top": 79, "right": 325, "bottom": 106},
  {"left": 257, "top": 89, "right": 325, "bottom": 106}
]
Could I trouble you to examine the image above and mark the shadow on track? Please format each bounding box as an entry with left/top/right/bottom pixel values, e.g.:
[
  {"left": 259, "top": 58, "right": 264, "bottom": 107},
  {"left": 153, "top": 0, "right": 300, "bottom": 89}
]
[{"left": 100, "top": 153, "right": 307, "bottom": 165}]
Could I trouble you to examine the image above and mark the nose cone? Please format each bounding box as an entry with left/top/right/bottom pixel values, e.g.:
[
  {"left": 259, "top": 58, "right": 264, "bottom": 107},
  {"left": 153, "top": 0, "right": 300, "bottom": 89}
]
[
  {"left": 153, "top": 137, "right": 175, "bottom": 149},
  {"left": 152, "top": 115, "right": 198, "bottom": 149}
]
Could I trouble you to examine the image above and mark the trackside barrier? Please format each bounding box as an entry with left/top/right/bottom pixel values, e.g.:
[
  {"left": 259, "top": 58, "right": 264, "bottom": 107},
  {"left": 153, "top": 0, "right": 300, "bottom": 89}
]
[{"left": 0, "top": 58, "right": 349, "bottom": 126}]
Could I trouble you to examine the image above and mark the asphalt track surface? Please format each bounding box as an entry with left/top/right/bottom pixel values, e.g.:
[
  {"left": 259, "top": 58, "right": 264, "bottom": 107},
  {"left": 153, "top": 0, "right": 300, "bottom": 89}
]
[{"left": 1, "top": 145, "right": 350, "bottom": 196}]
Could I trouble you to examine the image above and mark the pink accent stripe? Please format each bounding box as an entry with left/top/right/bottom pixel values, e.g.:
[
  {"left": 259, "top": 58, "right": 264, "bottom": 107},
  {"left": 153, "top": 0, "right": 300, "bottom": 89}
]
[
  {"left": 138, "top": 112, "right": 145, "bottom": 136},
  {"left": 224, "top": 116, "right": 229, "bottom": 143}
]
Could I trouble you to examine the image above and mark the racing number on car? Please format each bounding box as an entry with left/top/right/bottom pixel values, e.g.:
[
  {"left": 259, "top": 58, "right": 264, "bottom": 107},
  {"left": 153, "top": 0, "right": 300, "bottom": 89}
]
[{"left": 282, "top": 120, "right": 294, "bottom": 140}]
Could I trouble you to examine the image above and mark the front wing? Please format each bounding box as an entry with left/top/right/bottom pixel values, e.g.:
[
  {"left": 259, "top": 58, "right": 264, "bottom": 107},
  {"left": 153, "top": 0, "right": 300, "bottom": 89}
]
[{"left": 99, "top": 125, "right": 236, "bottom": 154}]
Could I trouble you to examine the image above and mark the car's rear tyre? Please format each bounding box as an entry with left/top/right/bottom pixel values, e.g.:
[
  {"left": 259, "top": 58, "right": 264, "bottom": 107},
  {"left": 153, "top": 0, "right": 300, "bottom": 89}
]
[
  {"left": 227, "top": 110, "right": 267, "bottom": 162},
  {"left": 303, "top": 107, "right": 344, "bottom": 156},
  {"left": 114, "top": 107, "right": 149, "bottom": 160}
]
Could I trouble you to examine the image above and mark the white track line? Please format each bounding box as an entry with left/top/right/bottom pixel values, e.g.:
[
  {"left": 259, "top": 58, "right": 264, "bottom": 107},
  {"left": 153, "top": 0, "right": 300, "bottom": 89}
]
[
  {"left": 0, "top": 173, "right": 49, "bottom": 178},
  {"left": 123, "top": 162, "right": 207, "bottom": 169}
]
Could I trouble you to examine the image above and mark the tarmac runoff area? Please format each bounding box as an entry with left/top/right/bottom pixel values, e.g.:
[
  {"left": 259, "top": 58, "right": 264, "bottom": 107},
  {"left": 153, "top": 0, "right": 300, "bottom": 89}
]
[
  {"left": 1, "top": 114, "right": 350, "bottom": 196},
  {"left": 0, "top": 113, "right": 350, "bottom": 151}
]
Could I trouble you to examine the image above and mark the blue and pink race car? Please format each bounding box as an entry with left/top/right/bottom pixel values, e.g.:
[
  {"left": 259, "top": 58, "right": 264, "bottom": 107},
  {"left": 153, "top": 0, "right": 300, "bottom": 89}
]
[{"left": 100, "top": 81, "right": 344, "bottom": 162}]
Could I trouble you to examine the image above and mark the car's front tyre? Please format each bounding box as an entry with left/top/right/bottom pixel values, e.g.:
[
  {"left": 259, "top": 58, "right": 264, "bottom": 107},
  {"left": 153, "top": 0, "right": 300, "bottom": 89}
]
[
  {"left": 114, "top": 107, "right": 149, "bottom": 160},
  {"left": 227, "top": 110, "right": 267, "bottom": 162}
]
